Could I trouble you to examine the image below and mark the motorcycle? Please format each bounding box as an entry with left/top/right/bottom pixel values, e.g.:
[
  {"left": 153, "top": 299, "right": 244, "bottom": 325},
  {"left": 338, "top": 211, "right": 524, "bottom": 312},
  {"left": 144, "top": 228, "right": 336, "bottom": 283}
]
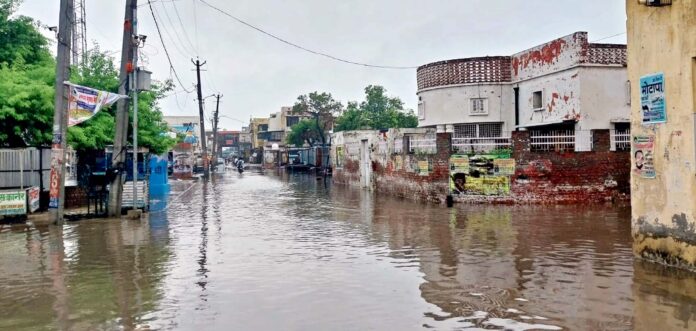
[{"left": 236, "top": 160, "right": 244, "bottom": 174}]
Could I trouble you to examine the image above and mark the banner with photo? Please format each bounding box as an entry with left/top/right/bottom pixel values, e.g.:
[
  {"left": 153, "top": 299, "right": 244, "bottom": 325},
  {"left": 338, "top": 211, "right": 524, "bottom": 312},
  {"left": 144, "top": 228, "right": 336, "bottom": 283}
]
[
  {"left": 633, "top": 135, "right": 656, "bottom": 178},
  {"left": 66, "top": 82, "right": 128, "bottom": 127}
]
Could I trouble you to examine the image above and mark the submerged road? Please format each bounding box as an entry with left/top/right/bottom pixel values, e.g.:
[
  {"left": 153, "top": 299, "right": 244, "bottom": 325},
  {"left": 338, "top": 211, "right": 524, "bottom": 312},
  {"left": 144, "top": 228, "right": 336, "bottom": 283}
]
[{"left": 1, "top": 169, "right": 695, "bottom": 330}]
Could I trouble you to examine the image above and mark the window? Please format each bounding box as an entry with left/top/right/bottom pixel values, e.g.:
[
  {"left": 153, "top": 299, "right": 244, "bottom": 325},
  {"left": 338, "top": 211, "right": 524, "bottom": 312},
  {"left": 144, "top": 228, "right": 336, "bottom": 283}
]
[
  {"left": 625, "top": 80, "right": 631, "bottom": 105},
  {"left": 286, "top": 116, "right": 300, "bottom": 127},
  {"left": 418, "top": 101, "right": 425, "bottom": 120},
  {"left": 533, "top": 91, "right": 543, "bottom": 110},
  {"left": 470, "top": 98, "right": 487, "bottom": 115},
  {"left": 454, "top": 123, "right": 503, "bottom": 138}
]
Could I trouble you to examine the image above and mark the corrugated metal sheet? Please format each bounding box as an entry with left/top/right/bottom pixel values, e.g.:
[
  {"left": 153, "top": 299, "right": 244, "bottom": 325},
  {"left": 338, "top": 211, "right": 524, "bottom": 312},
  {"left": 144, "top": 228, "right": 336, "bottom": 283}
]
[{"left": 0, "top": 148, "right": 51, "bottom": 190}]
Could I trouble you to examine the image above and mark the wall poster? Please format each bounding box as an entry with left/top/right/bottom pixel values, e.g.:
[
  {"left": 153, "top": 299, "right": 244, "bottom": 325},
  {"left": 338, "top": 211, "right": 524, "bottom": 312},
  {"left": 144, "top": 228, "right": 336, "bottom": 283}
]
[
  {"left": 640, "top": 72, "right": 666, "bottom": 124},
  {"left": 449, "top": 153, "right": 515, "bottom": 196},
  {"left": 633, "top": 135, "right": 655, "bottom": 178}
]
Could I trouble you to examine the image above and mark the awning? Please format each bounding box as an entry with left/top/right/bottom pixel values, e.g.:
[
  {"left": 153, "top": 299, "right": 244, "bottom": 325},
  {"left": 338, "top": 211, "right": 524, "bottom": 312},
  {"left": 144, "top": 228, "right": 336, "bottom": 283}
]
[{"left": 516, "top": 120, "right": 573, "bottom": 129}]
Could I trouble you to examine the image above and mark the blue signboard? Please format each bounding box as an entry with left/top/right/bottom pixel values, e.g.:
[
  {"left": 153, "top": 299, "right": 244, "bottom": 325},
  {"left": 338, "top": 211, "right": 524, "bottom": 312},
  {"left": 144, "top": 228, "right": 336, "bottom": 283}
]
[{"left": 640, "top": 72, "right": 666, "bottom": 124}]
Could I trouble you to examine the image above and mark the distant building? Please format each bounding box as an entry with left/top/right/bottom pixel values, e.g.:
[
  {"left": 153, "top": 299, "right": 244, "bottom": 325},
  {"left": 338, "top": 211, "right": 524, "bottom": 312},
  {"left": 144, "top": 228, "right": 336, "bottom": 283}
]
[
  {"left": 417, "top": 32, "right": 628, "bottom": 151},
  {"left": 257, "top": 107, "right": 310, "bottom": 165},
  {"left": 163, "top": 116, "right": 201, "bottom": 153}
]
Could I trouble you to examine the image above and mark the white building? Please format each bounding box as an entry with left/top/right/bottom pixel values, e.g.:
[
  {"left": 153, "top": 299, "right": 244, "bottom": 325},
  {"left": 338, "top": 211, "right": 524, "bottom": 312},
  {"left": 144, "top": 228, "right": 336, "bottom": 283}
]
[{"left": 417, "top": 32, "right": 629, "bottom": 151}]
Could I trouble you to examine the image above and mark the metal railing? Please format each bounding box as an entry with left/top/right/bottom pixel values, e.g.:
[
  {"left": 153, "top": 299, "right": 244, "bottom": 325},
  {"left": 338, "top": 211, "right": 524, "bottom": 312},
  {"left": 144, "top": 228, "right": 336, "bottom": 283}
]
[
  {"left": 530, "top": 130, "right": 593, "bottom": 152},
  {"left": 452, "top": 134, "right": 511, "bottom": 153},
  {"left": 408, "top": 137, "right": 437, "bottom": 154},
  {"left": 610, "top": 129, "right": 631, "bottom": 151}
]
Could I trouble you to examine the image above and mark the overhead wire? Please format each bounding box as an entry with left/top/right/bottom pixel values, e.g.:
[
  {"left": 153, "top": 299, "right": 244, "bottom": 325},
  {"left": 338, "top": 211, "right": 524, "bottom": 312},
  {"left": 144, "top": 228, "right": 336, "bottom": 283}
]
[
  {"left": 157, "top": 1, "right": 197, "bottom": 55},
  {"left": 591, "top": 32, "right": 626, "bottom": 43},
  {"left": 150, "top": 4, "right": 192, "bottom": 59},
  {"left": 196, "top": 0, "right": 418, "bottom": 69},
  {"left": 146, "top": 0, "right": 194, "bottom": 93},
  {"left": 170, "top": 0, "right": 199, "bottom": 55}
]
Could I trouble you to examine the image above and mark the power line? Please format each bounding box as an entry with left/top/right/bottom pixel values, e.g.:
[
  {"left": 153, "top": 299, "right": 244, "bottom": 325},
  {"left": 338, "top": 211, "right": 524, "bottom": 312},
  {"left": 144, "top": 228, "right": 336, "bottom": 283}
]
[
  {"left": 170, "top": 0, "right": 198, "bottom": 55},
  {"left": 147, "top": 0, "right": 194, "bottom": 93},
  {"left": 157, "top": 0, "right": 197, "bottom": 55},
  {"left": 196, "top": 0, "right": 418, "bottom": 70},
  {"left": 150, "top": 4, "right": 191, "bottom": 59},
  {"left": 591, "top": 32, "right": 626, "bottom": 43}
]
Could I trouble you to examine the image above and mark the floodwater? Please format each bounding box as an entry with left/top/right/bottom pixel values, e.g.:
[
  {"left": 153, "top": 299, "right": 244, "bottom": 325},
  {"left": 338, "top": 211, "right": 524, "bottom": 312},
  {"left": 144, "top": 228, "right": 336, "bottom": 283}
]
[{"left": 1, "top": 170, "right": 695, "bottom": 331}]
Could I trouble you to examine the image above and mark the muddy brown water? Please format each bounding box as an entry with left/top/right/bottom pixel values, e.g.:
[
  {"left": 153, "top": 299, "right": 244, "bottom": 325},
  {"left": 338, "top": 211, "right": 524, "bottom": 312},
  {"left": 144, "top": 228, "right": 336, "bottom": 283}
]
[{"left": 1, "top": 170, "right": 695, "bottom": 330}]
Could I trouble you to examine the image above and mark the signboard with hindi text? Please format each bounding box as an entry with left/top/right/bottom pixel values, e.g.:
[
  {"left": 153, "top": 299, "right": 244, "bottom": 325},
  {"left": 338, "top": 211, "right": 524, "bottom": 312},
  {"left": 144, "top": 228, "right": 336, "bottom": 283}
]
[
  {"left": 0, "top": 191, "right": 27, "bottom": 216},
  {"left": 640, "top": 73, "right": 666, "bottom": 124}
]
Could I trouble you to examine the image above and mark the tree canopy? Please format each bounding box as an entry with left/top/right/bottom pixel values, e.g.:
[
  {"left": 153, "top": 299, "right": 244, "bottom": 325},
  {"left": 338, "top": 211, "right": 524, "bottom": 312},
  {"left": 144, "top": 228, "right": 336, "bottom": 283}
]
[
  {"left": 286, "top": 119, "right": 322, "bottom": 147},
  {"left": 68, "top": 48, "right": 176, "bottom": 155},
  {"left": 0, "top": 3, "right": 175, "bottom": 155},
  {"left": 291, "top": 91, "right": 343, "bottom": 146},
  {"left": 0, "top": 1, "right": 54, "bottom": 147},
  {"left": 334, "top": 85, "right": 418, "bottom": 132}
]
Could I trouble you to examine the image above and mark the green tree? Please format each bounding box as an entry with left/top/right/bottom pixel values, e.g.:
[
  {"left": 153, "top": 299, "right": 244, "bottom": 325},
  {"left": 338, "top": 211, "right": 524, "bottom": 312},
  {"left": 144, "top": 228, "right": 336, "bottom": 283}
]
[
  {"left": 334, "top": 85, "right": 418, "bottom": 132},
  {"left": 0, "top": 1, "right": 55, "bottom": 147},
  {"left": 68, "top": 48, "right": 175, "bottom": 155},
  {"left": 286, "top": 119, "right": 322, "bottom": 147},
  {"left": 291, "top": 91, "right": 343, "bottom": 147},
  {"left": 0, "top": 61, "right": 55, "bottom": 147},
  {"left": 0, "top": 0, "right": 51, "bottom": 66}
]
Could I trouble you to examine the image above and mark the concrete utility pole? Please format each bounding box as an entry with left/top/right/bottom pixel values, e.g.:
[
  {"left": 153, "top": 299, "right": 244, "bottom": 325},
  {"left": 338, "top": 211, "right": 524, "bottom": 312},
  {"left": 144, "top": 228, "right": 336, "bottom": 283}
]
[
  {"left": 109, "top": 0, "right": 137, "bottom": 217},
  {"left": 192, "top": 58, "right": 209, "bottom": 178},
  {"left": 131, "top": 15, "right": 140, "bottom": 213},
  {"left": 49, "top": 0, "right": 73, "bottom": 225},
  {"left": 212, "top": 94, "right": 222, "bottom": 165}
]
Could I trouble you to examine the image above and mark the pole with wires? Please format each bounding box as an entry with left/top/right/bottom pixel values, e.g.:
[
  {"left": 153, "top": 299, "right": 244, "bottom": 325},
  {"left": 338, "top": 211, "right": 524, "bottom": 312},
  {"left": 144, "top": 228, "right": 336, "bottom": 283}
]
[
  {"left": 192, "top": 58, "right": 209, "bottom": 178},
  {"left": 109, "top": 0, "right": 137, "bottom": 217},
  {"left": 212, "top": 94, "right": 222, "bottom": 168},
  {"left": 49, "top": 0, "right": 73, "bottom": 225}
]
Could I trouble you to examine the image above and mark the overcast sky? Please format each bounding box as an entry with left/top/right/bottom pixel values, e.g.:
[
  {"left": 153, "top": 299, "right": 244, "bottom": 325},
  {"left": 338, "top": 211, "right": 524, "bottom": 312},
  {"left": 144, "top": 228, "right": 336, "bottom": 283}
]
[{"left": 18, "top": 0, "right": 627, "bottom": 131}]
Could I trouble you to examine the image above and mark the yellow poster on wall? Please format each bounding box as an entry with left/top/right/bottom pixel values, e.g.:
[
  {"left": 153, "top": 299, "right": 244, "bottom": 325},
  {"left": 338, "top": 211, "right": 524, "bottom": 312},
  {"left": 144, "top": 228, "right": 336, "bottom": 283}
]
[
  {"left": 393, "top": 155, "right": 403, "bottom": 171},
  {"left": 418, "top": 160, "right": 430, "bottom": 176},
  {"left": 494, "top": 159, "right": 516, "bottom": 176},
  {"left": 465, "top": 176, "right": 510, "bottom": 196}
]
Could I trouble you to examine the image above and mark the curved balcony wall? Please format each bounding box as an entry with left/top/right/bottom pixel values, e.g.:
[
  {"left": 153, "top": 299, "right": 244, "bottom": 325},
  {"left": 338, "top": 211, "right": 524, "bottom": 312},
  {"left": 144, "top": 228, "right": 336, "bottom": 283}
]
[{"left": 417, "top": 56, "right": 512, "bottom": 91}]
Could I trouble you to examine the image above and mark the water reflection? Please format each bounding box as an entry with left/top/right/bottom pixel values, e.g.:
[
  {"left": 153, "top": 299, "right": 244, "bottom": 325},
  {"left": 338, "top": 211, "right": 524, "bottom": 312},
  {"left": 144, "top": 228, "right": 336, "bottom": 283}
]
[{"left": 0, "top": 172, "right": 695, "bottom": 330}]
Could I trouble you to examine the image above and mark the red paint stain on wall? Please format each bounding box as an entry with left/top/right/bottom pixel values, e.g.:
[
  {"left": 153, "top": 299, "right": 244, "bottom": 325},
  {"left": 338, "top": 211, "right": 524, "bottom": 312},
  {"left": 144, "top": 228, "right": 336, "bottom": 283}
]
[{"left": 512, "top": 39, "right": 568, "bottom": 76}]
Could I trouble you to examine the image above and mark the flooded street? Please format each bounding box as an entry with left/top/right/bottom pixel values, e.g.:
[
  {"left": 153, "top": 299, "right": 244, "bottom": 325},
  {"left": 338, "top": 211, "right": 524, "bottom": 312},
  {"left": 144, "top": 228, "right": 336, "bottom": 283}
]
[{"left": 1, "top": 170, "right": 695, "bottom": 330}]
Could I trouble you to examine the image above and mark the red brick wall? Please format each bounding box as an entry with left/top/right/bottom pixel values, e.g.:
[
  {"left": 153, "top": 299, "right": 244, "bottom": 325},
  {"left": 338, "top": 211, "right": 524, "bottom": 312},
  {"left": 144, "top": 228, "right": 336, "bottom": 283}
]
[
  {"left": 373, "top": 133, "right": 451, "bottom": 203},
  {"left": 65, "top": 186, "right": 88, "bottom": 209},
  {"left": 511, "top": 130, "right": 630, "bottom": 204}
]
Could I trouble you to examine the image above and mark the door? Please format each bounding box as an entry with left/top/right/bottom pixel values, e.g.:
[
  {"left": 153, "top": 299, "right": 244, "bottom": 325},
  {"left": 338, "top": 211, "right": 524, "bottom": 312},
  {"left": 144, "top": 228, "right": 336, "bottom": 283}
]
[{"left": 360, "top": 140, "right": 371, "bottom": 189}]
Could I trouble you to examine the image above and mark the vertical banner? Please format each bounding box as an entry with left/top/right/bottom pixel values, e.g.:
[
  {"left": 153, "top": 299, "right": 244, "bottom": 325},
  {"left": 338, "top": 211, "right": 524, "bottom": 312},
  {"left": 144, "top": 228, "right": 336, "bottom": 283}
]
[
  {"left": 27, "top": 187, "right": 40, "bottom": 213},
  {"left": 48, "top": 149, "right": 64, "bottom": 209},
  {"left": 449, "top": 155, "right": 470, "bottom": 195},
  {"left": 335, "top": 146, "right": 344, "bottom": 168},
  {"left": 640, "top": 73, "right": 666, "bottom": 124},
  {"left": 633, "top": 135, "right": 656, "bottom": 178}
]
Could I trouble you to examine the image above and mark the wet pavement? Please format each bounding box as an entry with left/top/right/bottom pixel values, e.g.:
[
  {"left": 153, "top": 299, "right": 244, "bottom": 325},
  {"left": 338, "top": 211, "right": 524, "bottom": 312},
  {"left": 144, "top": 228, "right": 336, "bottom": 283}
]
[{"left": 1, "top": 169, "right": 695, "bottom": 330}]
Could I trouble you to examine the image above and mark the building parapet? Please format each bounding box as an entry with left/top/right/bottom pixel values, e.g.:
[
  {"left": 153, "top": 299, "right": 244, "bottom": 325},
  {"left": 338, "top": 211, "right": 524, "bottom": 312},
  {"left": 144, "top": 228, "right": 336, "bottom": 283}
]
[{"left": 417, "top": 56, "right": 512, "bottom": 90}]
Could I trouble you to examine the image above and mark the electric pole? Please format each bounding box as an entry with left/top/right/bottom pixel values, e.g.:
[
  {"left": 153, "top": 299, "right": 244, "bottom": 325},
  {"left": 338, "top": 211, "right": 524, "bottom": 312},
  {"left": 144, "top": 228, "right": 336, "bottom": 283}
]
[
  {"left": 108, "top": 0, "right": 137, "bottom": 217},
  {"left": 212, "top": 94, "right": 222, "bottom": 166},
  {"left": 192, "top": 58, "right": 209, "bottom": 178},
  {"left": 49, "top": 0, "right": 73, "bottom": 225}
]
